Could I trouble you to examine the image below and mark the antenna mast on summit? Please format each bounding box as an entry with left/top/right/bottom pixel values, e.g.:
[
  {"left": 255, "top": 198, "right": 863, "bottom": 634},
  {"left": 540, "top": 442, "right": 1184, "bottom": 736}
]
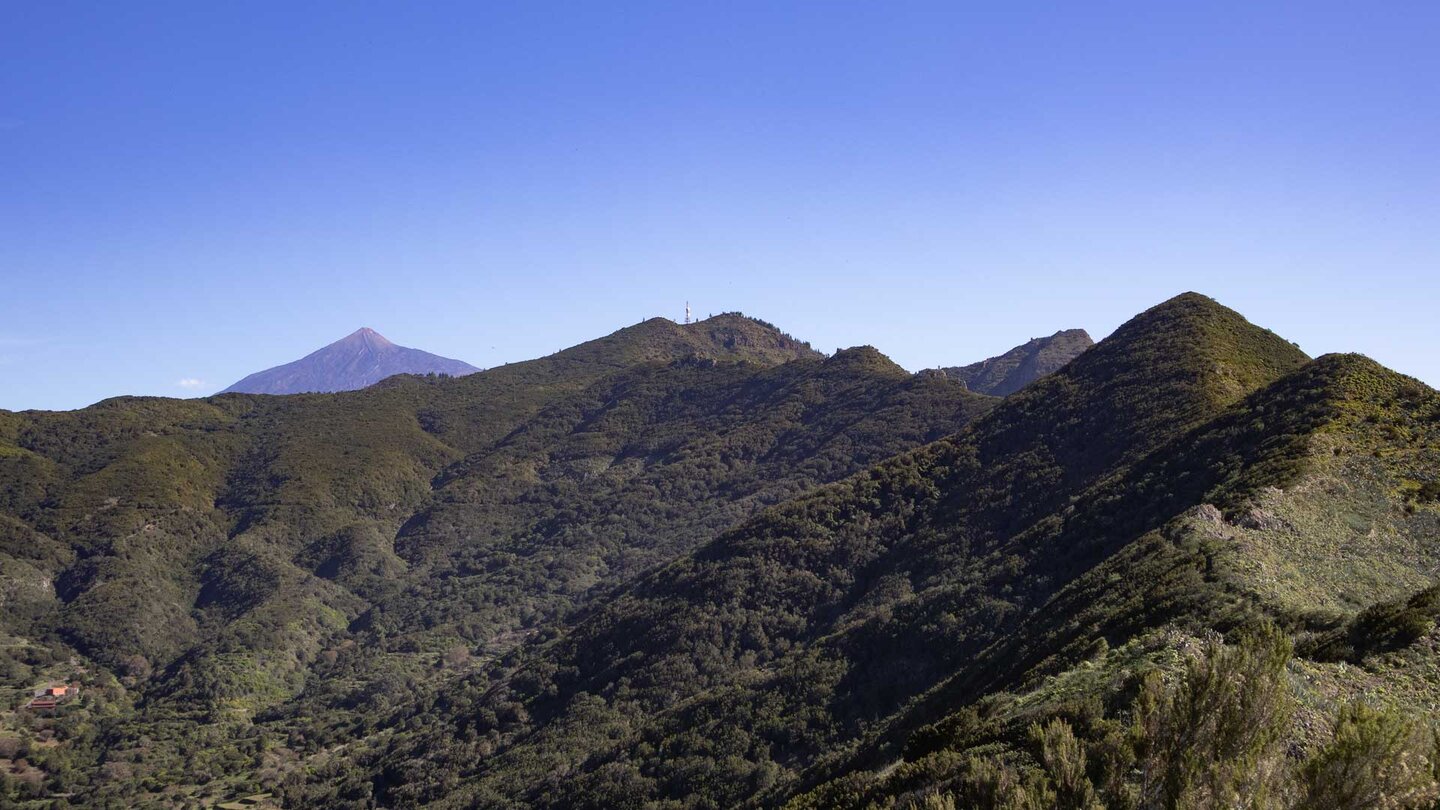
[{"left": 685, "top": 301, "right": 691, "bottom": 325}]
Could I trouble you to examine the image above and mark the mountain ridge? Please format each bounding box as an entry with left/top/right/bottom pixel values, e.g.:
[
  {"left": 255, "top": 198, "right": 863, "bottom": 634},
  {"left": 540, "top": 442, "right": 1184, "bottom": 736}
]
[
  {"left": 942, "top": 327, "right": 1094, "bottom": 396},
  {"left": 337, "top": 292, "right": 1321, "bottom": 807},
  {"left": 0, "top": 310, "right": 991, "bottom": 807},
  {"left": 2, "top": 296, "right": 1437, "bottom": 810}
]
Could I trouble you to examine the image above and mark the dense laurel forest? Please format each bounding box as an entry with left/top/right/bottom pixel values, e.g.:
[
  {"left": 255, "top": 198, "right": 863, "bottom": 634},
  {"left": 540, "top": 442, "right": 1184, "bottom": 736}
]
[{"left": 2, "top": 296, "right": 1439, "bottom": 809}]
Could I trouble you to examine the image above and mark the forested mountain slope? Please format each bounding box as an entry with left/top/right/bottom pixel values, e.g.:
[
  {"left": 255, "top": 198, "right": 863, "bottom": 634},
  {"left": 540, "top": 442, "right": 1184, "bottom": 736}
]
[
  {"left": 788, "top": 352, "right": 1440, "bottom": 809},
  {"left": 4, "top": 296, "right": 1438, "bottom": 809},
  {"left": 0, "top": 315, "right": 998, "bottom": 807},
  {"left": 301, "top": 293, "right": 1438, "bottom": 808},
  {"left": 0, "top": 315, "right": 816, "bottom": 677}
]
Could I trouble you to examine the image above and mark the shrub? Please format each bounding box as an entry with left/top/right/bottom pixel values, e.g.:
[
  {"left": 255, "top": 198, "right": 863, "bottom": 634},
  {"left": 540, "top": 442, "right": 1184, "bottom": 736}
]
[
  {"left": 1416, "top": 481, "right": 1440, "bottom": 504},
  {"left": 1304, "top": 584, "right": 1440, "bottom": 663},
  {"left": 1030, "top": 718, "right": 1099, "bottom": 809},
  {"left": 1134, "top": 626, "right": 1295, "bottom": 809},
  {"left": 1296, "top": 702, "right": 1439, "bottom": 810}
]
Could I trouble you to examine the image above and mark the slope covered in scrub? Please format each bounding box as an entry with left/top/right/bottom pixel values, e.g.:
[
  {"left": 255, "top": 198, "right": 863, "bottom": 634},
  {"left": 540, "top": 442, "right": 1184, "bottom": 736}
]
[{"left": 0, "top": 314, "right": 990, "bottom": 807}]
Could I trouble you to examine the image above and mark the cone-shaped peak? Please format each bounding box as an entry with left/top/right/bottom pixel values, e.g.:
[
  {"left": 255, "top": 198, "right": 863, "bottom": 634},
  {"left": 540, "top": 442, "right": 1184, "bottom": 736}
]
[
  {"left": 1083, "top": 291, "right": 1308, "bottom": 407},
  {"left": 222, "top": 328, "right": 477, "bottom": 394},
  {"left": 1116, "top": 291, "right": 1231, "bottom": 331},
  {"left": 957, "top": 293, "right": 1310, "bottom": 488},
  {"left": 341, "top": 327, "right": 394, "bottom": 349}
]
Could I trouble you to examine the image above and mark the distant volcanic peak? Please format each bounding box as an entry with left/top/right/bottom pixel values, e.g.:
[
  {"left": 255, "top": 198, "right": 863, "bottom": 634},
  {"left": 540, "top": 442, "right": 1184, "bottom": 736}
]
[
  {"left": 221, "top": 328, "right": 480, "bottom": 395},
  {"left": 326, "top": 327, "right": 398, "bottom": 357},
  {"left": 347, "top": 327, "right": 394, "bottom": 346}
]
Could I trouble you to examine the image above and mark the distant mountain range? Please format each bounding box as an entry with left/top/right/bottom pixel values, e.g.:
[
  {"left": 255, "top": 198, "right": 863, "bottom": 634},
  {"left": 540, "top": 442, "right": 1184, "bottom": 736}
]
[
  {"left": 222, "top": 322, "right": 1089, "bottom": 400},
  {"left": 220, "top": 327, "right": 480, "bottom": 394},
  {"left": 942, "top": 328, "right": 1094, "bottom": 395}
]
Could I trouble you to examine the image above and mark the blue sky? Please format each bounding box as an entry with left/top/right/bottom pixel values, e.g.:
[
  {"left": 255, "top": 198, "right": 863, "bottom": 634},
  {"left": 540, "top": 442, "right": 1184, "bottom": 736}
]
[{"left": 2, "top": 1, "right": 1437, "bottom": 410}]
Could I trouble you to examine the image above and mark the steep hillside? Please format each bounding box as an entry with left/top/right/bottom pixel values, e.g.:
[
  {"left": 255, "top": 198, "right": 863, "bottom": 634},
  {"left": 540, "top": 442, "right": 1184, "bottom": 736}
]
[
  {"left": 353, "top": 295, "right": 1437, "bottom": 810},
  {"left": 942, "top": 328, "right": 1093, "bottom": 396},
  {"left": 0, "top": 315, "right": 989, "bottom": 807},
  {"left": 333, "top": 293, "right": 1322, "bottom": 807},
  {"left": 789, "top": 353, "right": 1440, "bottom": 809},
  {"left": 223, "top": 328, "right": 481, "bottom": 394},
  {"left": 1, "top": 314, "right": 822, "bottom": 681}
]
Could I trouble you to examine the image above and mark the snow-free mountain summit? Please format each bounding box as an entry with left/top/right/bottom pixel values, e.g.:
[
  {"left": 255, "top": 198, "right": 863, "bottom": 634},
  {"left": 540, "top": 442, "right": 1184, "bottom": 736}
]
[
  {"left": 942, "top": 328, "right": 1094, "bottom": 396},
  {"left": 221, "top": 327, "right": 480, "bottom": 394}
]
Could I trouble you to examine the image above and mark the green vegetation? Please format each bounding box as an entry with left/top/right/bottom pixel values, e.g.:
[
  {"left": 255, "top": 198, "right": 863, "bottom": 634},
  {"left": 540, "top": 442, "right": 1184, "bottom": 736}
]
[
  {"left": 297, "top": 294, "right": 1440, "bottom": 810},
  {"left": 0, "top": 314, "right": 992, "bottom": 806},
  {"left": 793, "top": 628, "right": 1439, "bottom": 809},
  {"left": 2, "top": 295, "right": 1438, "bottom": 809},
  {"left": 1302, "top": 584, "right": 1440, "bottom": 663}
]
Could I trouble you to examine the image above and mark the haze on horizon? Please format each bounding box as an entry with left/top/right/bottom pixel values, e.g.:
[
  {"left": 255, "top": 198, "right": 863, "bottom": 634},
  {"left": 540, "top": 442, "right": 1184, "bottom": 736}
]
[{"left": 2, "top": 2, "right": 1437, "bottom": 411}]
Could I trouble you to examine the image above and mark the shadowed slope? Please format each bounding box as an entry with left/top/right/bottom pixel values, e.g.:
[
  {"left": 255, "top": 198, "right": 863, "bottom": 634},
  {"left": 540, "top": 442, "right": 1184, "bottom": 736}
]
[
  {"left": 790, "top": 354, "right": 1440, "bottom": 809},
  {"left": 350, "top": 293, "right": 1313, "bottom": 808}
]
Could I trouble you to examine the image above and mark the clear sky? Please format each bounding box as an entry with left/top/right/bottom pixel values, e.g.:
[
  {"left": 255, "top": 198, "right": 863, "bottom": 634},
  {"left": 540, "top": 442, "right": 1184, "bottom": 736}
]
[{"left": 2, "top": 1, "right": 1436, "bottom": 411}]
